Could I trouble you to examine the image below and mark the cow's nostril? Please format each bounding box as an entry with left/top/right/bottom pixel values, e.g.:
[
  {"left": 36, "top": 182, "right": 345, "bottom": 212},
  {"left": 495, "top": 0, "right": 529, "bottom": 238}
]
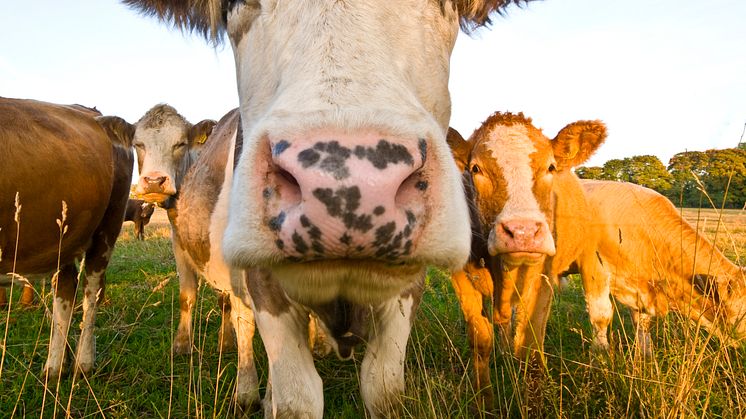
[
  {"left": 271, "top": 167, "right": 302, "bottom": 207},
  {"left": 395, "top": 169, "right": 425, "bottom": 207},
  {"left": 145, "top": 176, "right": 167, "bottom": 186},
  {"left": 502, "top": 223, "right": 514, "bottom": 239}
]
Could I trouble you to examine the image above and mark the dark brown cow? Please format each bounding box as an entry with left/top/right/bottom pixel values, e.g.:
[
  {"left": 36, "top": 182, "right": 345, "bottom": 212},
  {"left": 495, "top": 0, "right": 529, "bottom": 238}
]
[
  {"left": 449, "top": 113, "right": 608, "bottom": 405},
  {"left": 0, "top": 97, "right": 134, "bottom": 379},
  {"left": 578, "top": 180, "right": 746, "bottom": 356},
  {"left": 124, "top": 1, "right": 532, "bottom": 416},
  {"left": 124, "top": 198, "right": 156, "bottom": 240}
]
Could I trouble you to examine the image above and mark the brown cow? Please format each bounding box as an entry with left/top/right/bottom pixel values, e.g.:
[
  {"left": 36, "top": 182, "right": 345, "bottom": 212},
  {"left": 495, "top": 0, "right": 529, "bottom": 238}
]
[
  {"left": 448, "top": 113, "right": 609, "bottom": 404},
  {"left": 577, "top": 180, "right": 746, "bottom": 355},
  {"left": 124, "top": 1, "right": 533, "bottom": 416},
  {"left": 124, "top": 198, "right": 156, "bottom": 240},
  {"left": 0, "top": 97, "right": 134, "bottom": 379}
]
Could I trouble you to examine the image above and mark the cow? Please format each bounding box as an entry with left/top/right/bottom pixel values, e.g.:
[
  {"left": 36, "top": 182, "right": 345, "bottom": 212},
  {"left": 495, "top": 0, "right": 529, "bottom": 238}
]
[
  {"left": 124, "top": 198, "right": 156, "bottom": 240},
  {"left": 0, "top": 97, "right": 134, "bottom": 379},
  {"left": 121, "top": 1, "right": 533, "bottom": 416},
  {"left": 576, "top": 180, "right": 746, "bottom": 356},
  {"left": 448, "top": 113, "right": 609, "bottom": 405}
]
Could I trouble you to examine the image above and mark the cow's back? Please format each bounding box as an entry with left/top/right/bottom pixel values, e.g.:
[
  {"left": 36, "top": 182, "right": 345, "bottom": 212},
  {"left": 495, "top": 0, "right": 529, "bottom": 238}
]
[
  {"left": 0, "top": 98, "right": 115, "bottom": 274},
  {"left": 175, "top": 109, "right": 239, "bottom": 269},
  {"left": 549, "top": 172, "right": 599, "bottom": 276}
]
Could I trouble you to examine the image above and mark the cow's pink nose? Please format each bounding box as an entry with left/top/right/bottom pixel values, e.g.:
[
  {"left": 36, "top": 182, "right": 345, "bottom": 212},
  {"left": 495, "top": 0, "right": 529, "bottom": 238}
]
[
  {"left": 493, "top": 219, "right": 550, "bottom": 255},
  {"left": 264, "top": 132, "right": 428, "bottom": 260}
]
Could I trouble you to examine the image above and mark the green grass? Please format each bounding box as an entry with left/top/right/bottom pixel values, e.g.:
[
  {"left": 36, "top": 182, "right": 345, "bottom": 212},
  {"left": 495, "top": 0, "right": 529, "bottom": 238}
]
[{"left": 2, "top": 211, "right": 746, "bottom": 418}]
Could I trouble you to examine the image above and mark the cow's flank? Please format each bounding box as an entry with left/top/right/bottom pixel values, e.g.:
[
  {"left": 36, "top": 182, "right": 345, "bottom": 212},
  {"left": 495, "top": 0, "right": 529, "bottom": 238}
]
[
  {"left": 124, "top": 1, "right": 533, "bottom": 416},
  {"left": 0, "top": 97, "right": 133, "bottom": 379}
]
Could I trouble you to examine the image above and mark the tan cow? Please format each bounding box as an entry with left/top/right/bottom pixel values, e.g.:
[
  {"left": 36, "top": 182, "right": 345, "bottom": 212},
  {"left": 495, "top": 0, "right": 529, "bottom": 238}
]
[
  {"left": 448, "top": 113, "right": 609, "bottom": 404},
  {"left": 577, "top": 180, "right": 746, "bottom": 355},
  {"left": 0, "top": 97, "right": 134, "bottom": 379},
  {"left": 122, "top": 1, "right": 536, "bottom": 416}
]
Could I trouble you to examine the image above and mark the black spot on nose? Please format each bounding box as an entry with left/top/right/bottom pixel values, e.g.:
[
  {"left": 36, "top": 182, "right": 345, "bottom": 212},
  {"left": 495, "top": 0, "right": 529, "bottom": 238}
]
[
  {"left": 272, "top": 140, "right": 291, "bottom": 156},
  {"left": 415, "top": 181, "right": 428, "bottom": 191},
  {"left": 373, "top": 206, "right": 385, "bottom": 216},
  {"left": 298, "top": 149, "right": 321, "bottom": 168},
  {"left": 268, "top": 212, "right": 286, "bottom": 231}
]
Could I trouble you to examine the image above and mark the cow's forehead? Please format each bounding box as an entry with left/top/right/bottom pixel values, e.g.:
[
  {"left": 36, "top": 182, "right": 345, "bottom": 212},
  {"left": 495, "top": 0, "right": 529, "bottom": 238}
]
[{"left": 474, "top": 122, "right": 552, "bottom": 169}]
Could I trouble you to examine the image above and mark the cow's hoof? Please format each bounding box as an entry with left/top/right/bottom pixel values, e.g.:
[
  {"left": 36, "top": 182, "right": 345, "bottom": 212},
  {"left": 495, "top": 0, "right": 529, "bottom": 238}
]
[
  {"left": 173, "top": 337, "right": 192, "bottom": 355},
  {"left": 234, "top": 394, "right": 260, "bottom": 418}
]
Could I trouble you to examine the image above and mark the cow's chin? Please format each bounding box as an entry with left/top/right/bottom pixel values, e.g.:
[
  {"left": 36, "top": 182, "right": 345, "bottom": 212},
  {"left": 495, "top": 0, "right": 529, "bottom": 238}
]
[
  {"left": 268, "top": 259, "right": 425, "bottom": 306},
  {"left": 498, "top": 252, "right": 546, "bottom": 268},
  {"left": 138, "top": 192, "right": 173, "bottom": 205}
]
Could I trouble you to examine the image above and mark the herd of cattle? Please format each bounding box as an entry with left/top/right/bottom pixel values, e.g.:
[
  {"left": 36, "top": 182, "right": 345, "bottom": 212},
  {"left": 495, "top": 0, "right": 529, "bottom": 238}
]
[{"left": 1, "top": 0, "right": 745, "bottom": 417}]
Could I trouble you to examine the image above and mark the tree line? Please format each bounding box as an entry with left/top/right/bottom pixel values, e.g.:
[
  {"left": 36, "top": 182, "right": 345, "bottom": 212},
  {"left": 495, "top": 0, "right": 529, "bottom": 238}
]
[{"left": 576, "top": 144, "right": 746, "bottom": 209}]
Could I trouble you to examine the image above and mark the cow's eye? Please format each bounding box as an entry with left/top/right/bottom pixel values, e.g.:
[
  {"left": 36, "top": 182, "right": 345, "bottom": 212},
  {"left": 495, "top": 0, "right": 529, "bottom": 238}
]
[
  {"left": 174, "top": 143, "right": 187, "bottom": 150},
  {"left": 471, "top": 164, "right": 481, "bottom": 174},
  {"left": 548, "top": 163, "right": 557, "bottom": 173},
  {"left": 134, "top": 143, "right": 145, "bottom": 150}
]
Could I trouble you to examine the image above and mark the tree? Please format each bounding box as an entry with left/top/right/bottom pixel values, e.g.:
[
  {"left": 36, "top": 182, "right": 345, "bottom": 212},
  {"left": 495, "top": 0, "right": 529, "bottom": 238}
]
[
  {"left": 575, "top": 166, "right": 604, "bottom": 180},
  {"left": 625, "top": 155, "right": 672, "bottom": 193}
]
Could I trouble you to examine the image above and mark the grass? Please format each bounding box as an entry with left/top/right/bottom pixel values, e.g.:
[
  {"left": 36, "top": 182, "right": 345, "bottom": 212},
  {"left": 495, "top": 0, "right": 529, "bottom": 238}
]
[{"left": 1, "top": 208, "right": 745, "bottom": 417}]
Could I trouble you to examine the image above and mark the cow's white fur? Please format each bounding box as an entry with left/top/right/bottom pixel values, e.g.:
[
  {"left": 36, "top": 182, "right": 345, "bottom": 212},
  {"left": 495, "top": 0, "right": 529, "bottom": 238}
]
[
  {"left": 221, "top": 0, "right": 470, "bottom": 273},
  {"left": 487, "top": 126, "right": 543, "bottom": 227}
]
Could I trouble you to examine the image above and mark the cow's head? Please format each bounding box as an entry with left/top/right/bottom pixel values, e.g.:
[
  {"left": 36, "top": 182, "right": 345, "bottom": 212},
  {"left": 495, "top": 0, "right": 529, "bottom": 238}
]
[
  {"left": 455, "top": 112, "right": 606, "bottom": 268},
  {"left": 124, "top": 1, "right": 531, "bottom": 287},
  {"left": 140, "top": 201, "right": 156, "bottom": 221},
  {"left": 131, "top": 104, "right": 216, "bottom": 206}
]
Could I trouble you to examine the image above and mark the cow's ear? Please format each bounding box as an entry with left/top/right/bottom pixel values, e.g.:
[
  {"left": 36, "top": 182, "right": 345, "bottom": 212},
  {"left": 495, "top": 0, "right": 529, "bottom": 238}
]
[
  {"left": 188, "top": 119, "right": 217, "bottom": 146},
  {"left": 96, "top": 116, "right": 135, "bottom": 148},
  {"left": 551, "top": 120, "right": 607, "bottom": 170},
  {"left": 446, "top": 127, "right": 471, "bottom": 172}
]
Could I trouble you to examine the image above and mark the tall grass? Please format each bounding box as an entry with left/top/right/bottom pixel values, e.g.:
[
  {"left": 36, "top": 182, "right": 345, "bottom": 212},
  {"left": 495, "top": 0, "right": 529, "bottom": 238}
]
[{"left": 1, "top": 207, "right": 745, "bottom": 417}]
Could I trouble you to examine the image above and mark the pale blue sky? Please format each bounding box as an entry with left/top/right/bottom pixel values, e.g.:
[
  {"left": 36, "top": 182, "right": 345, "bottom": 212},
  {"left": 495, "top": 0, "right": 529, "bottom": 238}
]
[{"left": 2, "top": 0, "right": 744, "bottom": 167}]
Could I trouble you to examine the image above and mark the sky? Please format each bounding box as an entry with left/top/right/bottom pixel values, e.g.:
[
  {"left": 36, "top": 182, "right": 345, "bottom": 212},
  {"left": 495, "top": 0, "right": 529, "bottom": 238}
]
[{"left": 1, "top": 0, "right": 744, "bottom": 167}]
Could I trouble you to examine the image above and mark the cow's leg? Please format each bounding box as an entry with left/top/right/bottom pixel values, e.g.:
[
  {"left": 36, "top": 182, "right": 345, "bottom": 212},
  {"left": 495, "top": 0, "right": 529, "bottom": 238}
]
[
  {"left": 579, "top": 256, "right": 613, "bottom": 351},
  {"left": 0, "top": 283, "right": 35, "bottom": 308},
  {"left": 632, "top": 310, "right": 653, "bottom": 357},
  {"left": 494, "top": 266, "right": 516, "bottom": 352},
  {"left": 360, "top": 279, "right": 423, "bottom": 418},
  {"left": 217, "top": 291, "right": 236, "bottom": 352},
  {"left": 45, "top": 264, "right": 78, "bottom": 380},
  {"left": 173, "top": 239, "right": 198, "bottom": 354},
  {"left": 512, "top": 265, "right": 553, "bottom": 363},
  {"left": 228, "top": 291, "right": 259, "bottom": 412},
  {"left": 19, "top": 283, "right": 35, "bottom": 307},
  {"left": 451, "top": 268, "right": 494, "bottom": 407},
  {"left": 255, "top": 304, "right": 322, "bottom": 418},
  {"left": 75, "top": 228, "right": 117, "bottom": 376},
  {"left": 248, "top": 270, "right": 322, "bottom": 418},
  {"left": 134, "top": 221, "right": 144, "bottom": 240}
]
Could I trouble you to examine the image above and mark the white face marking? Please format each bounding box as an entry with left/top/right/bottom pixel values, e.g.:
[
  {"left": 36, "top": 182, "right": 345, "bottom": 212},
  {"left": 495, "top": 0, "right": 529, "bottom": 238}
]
[{"left": 487, "top": 125, "right": 545, "bottom": 223}]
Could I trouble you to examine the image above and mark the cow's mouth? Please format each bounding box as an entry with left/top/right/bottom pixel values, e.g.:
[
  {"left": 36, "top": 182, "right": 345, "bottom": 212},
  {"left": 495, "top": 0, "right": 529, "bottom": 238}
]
[
  {"left": 138, "top": 192, "right": 173, "bottom": 204},
  {"left": 499, "top": 251, "right": 546, "bottom": 267}
]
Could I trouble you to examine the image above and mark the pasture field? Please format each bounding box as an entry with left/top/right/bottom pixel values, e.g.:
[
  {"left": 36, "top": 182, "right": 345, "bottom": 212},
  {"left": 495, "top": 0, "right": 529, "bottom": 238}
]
[{"left": 1, "top": 207, "right": 746, "bottom": 418}]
